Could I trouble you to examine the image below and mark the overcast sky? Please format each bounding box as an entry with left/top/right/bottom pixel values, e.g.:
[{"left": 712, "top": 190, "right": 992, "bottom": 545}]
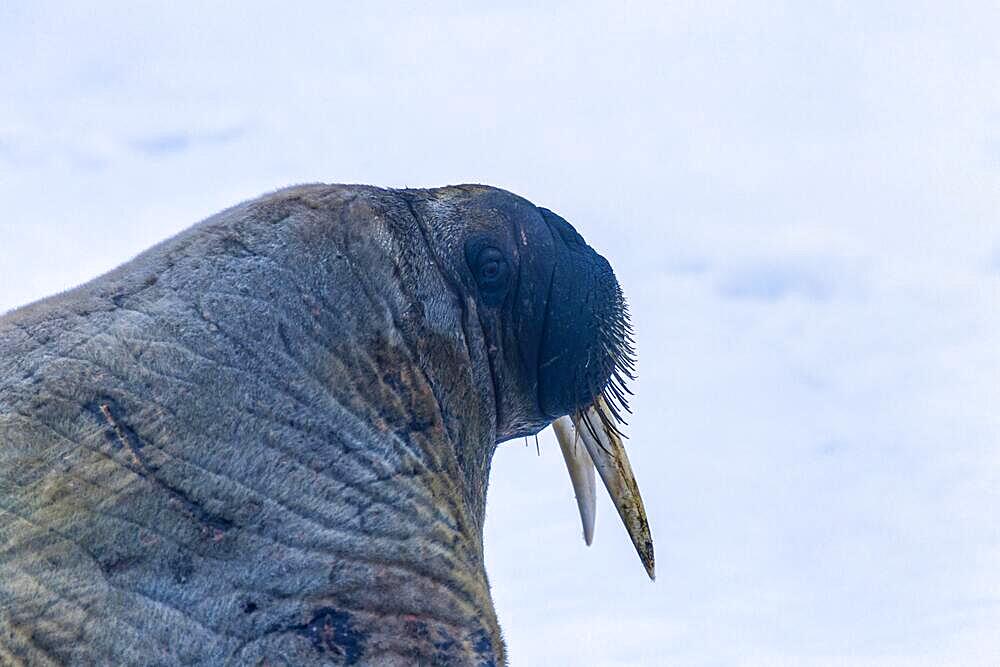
[{"left": 2, "top": 2, "right": 999, "bottom": 665}]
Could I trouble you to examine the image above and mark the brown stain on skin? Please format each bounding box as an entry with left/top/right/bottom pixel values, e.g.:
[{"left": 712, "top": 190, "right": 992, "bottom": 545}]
[
  {"left": 327, "top": 333, "right": 450, "bottom": 472},
  {"left": 98, "top": 404, "right": 145, "bottom": 470},
  {"left": 326, "top": 331, "right": 481, "bottom": 553}
]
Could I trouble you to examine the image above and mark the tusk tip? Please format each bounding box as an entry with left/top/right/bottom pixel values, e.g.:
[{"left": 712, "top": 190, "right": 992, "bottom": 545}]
[{"left": 639, "top": 540, "right": 655, "bottom": 581}]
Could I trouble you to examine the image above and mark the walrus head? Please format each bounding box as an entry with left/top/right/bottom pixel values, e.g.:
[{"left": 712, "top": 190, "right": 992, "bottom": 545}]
[
  {"left": 406, "top": 187, "right": 634, "bottom": 435},
  {"left": 404, "top": 185, "right": 652, "bottom": 577}
]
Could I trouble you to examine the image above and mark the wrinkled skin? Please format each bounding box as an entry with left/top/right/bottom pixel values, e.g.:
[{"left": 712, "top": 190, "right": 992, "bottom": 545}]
[{"left": 0, "top": 184, "right": 628, "bottom": 666}]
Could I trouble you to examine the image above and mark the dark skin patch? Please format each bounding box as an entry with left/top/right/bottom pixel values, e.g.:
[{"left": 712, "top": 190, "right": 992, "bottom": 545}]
[
  {"left": 91, "top": 398, "right": 235, "bottom": 540},
  {"left": 296, "top": 607, "right": 365, "bottom": 664}
]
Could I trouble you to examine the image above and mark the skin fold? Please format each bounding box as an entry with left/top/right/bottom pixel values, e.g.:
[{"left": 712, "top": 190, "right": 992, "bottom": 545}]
[{"left": 0, "top": 184, "right": 631, "bottom": 666}]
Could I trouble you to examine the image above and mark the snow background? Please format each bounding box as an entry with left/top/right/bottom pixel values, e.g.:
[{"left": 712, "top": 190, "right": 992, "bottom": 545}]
[{"left": 2, "top": 2, "right": 998, "bottom": 664}]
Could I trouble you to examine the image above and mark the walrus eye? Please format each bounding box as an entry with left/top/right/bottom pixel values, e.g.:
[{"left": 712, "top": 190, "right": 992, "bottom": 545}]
[
  {"left": 472, "top": 246, "right": 510, "bottom": 303},
  {"left": 476, "top": 247, "right": 505, "bottom": 287}
]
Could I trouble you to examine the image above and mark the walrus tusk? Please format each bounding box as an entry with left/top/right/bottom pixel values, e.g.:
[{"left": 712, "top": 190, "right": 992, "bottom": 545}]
[
  {"left": 553, "top": 416, "right": 596, "bottom": 545},
  {"left": 576, "top": 396, "right": 655, "bottom": 580}
]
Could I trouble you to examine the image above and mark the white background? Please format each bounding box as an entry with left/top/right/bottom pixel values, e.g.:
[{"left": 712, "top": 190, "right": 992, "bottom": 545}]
[{"left": 2, "top": 2, "right": 998, "bottom": 665}]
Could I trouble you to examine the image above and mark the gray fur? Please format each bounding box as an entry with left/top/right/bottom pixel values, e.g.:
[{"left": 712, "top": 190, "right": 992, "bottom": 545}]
[{"left": 0, "top": 183, "right": 614, "bottom": 665}]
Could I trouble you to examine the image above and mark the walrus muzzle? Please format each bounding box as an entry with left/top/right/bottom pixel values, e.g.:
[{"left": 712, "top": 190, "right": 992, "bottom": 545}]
[{"left": 532, "top": 207, "right": 655, "bottom": 580}]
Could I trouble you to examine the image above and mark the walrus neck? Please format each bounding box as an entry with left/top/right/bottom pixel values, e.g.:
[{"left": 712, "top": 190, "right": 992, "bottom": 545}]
[{"left": 0, "top": 282, "right": 507, "bottom": 665}]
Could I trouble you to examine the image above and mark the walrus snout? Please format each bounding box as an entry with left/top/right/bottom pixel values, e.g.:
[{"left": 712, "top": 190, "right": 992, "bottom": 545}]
[
  {"left": 534, "top": 207, "right": 635, "bottom": 423},
  {"left": 527, "top": 206, "right": 652, "bottom": 580}
]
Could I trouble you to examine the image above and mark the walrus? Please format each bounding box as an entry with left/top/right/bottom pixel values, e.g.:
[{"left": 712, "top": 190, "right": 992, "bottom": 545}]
[{"left": 0, "top": 184, "right": 652, "bottom": 665}]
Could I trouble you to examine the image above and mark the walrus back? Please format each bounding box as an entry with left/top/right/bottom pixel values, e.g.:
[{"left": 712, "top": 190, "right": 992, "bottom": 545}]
[{"left": 0, "top": 192, "right": 304, "bottom": 664}]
